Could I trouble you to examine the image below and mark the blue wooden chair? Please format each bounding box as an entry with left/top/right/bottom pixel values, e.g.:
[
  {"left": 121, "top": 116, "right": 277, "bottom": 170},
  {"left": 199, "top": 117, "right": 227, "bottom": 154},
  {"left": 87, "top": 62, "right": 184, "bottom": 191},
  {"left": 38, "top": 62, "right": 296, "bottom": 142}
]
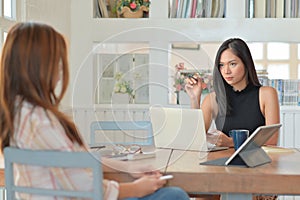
[
  {"left": 89, "top": 121, "right": 154, "bottom": 148},
  {"left": 4, "top": 147, "right": 103, "bottom": 200}
]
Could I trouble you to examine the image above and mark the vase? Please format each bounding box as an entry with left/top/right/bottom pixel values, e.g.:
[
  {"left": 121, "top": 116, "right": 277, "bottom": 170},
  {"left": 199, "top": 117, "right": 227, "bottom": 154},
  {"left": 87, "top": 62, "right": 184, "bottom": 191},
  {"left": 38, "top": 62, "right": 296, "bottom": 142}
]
[
  {"left": 111, "top": 93, "right": 130, "bottom": 104},
  {"left": 117, "top": 5, "right": 149, "bottom": 18}
]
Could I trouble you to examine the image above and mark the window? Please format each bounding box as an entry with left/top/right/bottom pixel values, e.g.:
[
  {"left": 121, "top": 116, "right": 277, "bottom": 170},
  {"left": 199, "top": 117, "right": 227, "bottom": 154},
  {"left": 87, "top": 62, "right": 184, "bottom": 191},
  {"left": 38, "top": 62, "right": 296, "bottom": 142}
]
[
  {"left": 3, "top": 31, "right": 7, "bottom": 41},
  {"left": 93, "top": 42, "right": 150, "bottom": 104},
  {"left": 268, "top": 64, "right": 289, "bottom": 79},
  {"left": 3, "top": 0, "right": 16, "bottom": 19},
  {"left": 249, "top": 42, "right": 299, "bottom": 79},
  {"left": 267, "top": 43, "right": 289, "bottom": 60},
  {"left": 1, "top": 0, "right": 17, "bottom": 49},
  {"left": 248, "top": 43, "right": 263, "bottom": 60}
]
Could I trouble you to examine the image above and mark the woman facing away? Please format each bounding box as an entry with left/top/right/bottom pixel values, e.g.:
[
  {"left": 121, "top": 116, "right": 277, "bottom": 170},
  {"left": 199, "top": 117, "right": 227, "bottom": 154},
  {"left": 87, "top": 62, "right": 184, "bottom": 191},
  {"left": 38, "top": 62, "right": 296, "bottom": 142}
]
[
  {"left": 185, "top": 38, "right": 280, "bottom": 148},
  {"left": 0, "top": 22, "right": 190, "bottom": 200}
]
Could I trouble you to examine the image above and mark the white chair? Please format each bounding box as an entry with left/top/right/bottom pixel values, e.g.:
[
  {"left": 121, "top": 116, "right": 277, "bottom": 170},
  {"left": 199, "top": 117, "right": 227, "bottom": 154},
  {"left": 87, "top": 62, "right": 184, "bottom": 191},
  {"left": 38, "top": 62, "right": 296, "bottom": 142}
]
[
  {"left": 4, "top": 147, "right": 103, "bottom": 200},
  {"left": 90, "top": 121, "right": 154, "bottom": 148}
]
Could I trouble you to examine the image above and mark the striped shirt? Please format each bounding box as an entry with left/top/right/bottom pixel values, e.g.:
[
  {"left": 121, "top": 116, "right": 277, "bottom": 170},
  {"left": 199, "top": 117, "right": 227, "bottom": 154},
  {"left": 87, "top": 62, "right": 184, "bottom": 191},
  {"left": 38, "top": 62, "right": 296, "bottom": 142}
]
[{"left": 11, "top": 100, "right": 119, "bottom": 200}]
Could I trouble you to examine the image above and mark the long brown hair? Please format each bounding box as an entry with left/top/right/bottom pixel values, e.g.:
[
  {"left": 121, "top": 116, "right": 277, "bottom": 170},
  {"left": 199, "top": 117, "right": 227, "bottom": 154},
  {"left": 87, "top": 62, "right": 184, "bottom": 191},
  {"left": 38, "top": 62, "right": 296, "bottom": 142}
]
[
  {"left": 213, "top": 38, "right": 261, "bottom": 116},
  {"left": 0, "top": 22, "right": 84, "bottom": 151}
]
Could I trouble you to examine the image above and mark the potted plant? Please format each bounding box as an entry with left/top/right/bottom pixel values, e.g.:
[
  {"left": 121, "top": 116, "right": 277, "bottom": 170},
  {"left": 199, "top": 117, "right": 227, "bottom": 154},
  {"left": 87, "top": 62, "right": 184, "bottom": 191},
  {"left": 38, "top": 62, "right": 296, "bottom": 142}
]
[
  {"left": 113, "top": 72, "right": 135, "bottom": 104},
  {"left": 116, "top": 0, "right": 150, "bottom": 18}
]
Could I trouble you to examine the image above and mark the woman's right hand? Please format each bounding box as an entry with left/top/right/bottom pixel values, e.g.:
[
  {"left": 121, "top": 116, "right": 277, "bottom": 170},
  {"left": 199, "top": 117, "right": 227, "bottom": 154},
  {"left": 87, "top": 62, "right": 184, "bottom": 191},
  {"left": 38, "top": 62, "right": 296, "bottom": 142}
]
[
  {"left": 133, "top": 174, "right": 166, "bottom": 197},
  {"left": 185, "top": 75, "right": 203, "bottom": 107}
]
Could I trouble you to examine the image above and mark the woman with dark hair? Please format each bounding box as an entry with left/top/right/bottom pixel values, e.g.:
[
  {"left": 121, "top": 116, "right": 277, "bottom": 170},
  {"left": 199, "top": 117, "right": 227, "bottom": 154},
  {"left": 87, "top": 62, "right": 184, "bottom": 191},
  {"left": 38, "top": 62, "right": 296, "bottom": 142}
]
[
  {"left": 185, "top": 38, "right": 280, "bottom": 147},
  {"left": 0, "top": 22, "right": 189, "bottom": 200}
]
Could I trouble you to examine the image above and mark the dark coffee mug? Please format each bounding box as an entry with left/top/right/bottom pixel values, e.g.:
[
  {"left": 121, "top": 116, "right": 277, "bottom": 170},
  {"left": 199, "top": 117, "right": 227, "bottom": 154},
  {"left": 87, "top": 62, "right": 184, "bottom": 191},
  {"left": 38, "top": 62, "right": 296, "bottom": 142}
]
[{"left": 229, "top": 129, "right": 249, "bottom": 150}]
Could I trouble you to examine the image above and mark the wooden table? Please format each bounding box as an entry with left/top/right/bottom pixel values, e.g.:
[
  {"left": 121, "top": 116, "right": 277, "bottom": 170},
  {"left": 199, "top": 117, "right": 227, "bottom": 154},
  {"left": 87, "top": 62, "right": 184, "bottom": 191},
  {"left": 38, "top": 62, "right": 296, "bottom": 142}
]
[
  {"left": 104, "top": 148, "right": 172, "bottom": 182},
  {"left": 166, "top": 147, "right": 300, "bottom": 199},
  {"left": 1, "top": 147, "right": 300, "bottom": 200}
]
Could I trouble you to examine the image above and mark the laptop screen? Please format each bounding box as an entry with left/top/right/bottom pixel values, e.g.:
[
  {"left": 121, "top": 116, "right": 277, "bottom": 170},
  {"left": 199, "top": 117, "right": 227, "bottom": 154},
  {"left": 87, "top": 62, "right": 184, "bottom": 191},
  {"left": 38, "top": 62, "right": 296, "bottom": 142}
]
[{"left": 150, "top": 107, "right": 208, "bottom": 151}]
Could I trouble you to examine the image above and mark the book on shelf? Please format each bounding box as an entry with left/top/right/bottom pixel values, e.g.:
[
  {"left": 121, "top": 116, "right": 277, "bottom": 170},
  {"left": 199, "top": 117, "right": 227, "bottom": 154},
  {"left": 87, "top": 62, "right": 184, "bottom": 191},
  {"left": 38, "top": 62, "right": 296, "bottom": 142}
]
[
  {"left": 276, "top": 0, "right": 284, "bottom": 17},
  {"left": 246, "top": 0, "right": 255, "bottom": 18},
  {"left": 254, "top": 0, "right": 266, "bottom": 18},
  {"left": 247, "top": 0, "right": 290, "bottom": 18},
  {"left": 177, "top": 0, "right": 184, "bottom": 18},
  {"left": 284, "top": 0, "right": 299, "bottom": 18},
  {"left": 266, "top": 0, "right": 276, "bottom": 18},
  {"left": 268, "top": 79, "right": 300, "bottom": 106},
  {"left": 190, "top": 0, "right": 198, "bottom": 17},
  {"left": 169, "top": 0, "right": 226, "bottom": 18},
  {"left": 195, "top": 0, "right": 205, "bottom": 17},
  {"left": 169, "top": 0, "right": 179, "bottom": 18},
  {"left": 94, "top": 0, "right": 109, "bottom": 18},
  {"left": 282, "top": 79, "right": 299, "bottom": 106},
  {"left": 211, "top": 0, "right": 225, "bottom": 17}
]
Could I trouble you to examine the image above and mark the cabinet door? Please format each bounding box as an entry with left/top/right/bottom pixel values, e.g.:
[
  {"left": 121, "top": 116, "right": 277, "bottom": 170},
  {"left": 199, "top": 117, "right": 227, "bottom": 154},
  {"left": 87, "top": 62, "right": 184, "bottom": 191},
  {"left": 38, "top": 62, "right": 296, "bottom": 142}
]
[
  {"left": 95, "top": 54, "right": 117, "bottom": 104},
  {"left": 134, "top": 54, "right": 149, "bottom": 104},
  {"left": 95, "top": 53, "right": 149, "bottom": 104}
]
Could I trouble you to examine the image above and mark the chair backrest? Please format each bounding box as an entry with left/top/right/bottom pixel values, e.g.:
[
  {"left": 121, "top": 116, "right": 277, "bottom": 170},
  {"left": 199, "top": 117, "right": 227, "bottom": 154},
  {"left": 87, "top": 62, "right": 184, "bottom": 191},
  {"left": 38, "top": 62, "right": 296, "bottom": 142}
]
[
  {"left": 4, "top": 147, "right": 103, "bottom": 200},
  {"left": 90, "top": 121, "right": 154, "bottom": 147}
]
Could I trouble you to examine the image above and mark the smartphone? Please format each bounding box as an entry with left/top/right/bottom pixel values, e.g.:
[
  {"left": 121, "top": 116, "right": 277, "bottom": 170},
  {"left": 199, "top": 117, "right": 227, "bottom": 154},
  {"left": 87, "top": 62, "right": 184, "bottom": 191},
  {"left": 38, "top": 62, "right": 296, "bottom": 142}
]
[{"left": 159, "top": 175, "right": 174, "bottom": 180}]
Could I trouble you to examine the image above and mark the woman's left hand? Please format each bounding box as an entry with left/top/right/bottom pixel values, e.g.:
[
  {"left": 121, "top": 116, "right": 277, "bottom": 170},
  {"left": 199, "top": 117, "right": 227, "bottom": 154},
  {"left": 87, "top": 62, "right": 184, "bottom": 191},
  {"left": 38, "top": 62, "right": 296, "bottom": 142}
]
[{"left": 214, "top": 131, "right": 234, "bottom": 147}]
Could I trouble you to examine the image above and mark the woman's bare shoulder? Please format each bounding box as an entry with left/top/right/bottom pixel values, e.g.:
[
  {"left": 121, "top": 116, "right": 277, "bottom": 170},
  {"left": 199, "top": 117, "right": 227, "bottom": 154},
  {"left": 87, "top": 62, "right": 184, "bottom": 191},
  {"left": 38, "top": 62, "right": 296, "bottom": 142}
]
[
  {"left": 260, "top": 86, "right": 277, "bottom": 95},
  {"left": 259, "top": 86, "right": 279, "bottom": 103}
]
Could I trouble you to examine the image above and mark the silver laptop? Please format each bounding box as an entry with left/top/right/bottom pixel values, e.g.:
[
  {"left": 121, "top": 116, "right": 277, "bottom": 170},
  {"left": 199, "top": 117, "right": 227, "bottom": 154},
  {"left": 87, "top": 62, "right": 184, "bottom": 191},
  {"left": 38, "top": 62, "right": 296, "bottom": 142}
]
[{"left": 149, "top": 107, "right": 208, "bottom": 151}]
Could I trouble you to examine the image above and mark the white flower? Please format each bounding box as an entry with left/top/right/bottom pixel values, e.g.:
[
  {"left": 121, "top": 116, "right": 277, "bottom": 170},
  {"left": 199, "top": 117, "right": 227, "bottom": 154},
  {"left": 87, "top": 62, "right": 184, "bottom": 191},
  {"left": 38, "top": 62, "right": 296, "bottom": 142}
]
[
  {"left": 120, "top": 85, "right": 127, "bottom": 93},
  {"left": 114, "top": 85, "right": 121, "bottom": 92}
]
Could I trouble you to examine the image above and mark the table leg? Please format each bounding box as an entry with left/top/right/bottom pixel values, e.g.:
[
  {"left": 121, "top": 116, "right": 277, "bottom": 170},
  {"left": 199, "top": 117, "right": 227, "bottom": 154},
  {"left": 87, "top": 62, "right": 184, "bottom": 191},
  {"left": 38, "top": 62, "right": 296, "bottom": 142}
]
[
  {"left": 0, "top": 187, "right": 5, "bottom": 200},
  {"left": 221, "top": 193, "right": 252, "bottom": 200}
]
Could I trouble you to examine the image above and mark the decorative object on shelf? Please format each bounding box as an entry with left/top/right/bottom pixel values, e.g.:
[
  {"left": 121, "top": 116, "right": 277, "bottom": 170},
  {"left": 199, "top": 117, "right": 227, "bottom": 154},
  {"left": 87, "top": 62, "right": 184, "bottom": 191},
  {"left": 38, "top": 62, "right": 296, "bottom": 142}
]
[
  {"left": 173, "top": 63, "right": 213, "bottom": 104},
  {"left": 113, "top": 72, "right": 135, "bottom": 103},
  {"left": 112, "top": 93, "right": 131, "bottom": 104},
  {"left": 173, "top": 62, "right": 186, "bottom": 92},
  {"left": 116, "top": 0, "right": 150, "bottom": 18}
]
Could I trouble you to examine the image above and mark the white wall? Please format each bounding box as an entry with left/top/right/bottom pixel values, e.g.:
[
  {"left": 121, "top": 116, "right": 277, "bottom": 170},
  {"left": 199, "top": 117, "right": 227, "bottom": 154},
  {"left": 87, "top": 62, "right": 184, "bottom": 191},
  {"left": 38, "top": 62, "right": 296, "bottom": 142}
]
[
  {"left": 24, "top": 0, "right": 71, "bottom": 38},
  {"left": 22, "top": 0, "right": 72, "bottom": 105}
]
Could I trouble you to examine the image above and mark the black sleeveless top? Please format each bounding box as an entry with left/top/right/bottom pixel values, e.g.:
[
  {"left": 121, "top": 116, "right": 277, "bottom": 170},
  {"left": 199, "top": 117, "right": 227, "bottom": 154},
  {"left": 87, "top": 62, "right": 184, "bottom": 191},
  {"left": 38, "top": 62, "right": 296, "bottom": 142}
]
[{"left": 215, "top": 84, "right": 265, "bottom": 136}]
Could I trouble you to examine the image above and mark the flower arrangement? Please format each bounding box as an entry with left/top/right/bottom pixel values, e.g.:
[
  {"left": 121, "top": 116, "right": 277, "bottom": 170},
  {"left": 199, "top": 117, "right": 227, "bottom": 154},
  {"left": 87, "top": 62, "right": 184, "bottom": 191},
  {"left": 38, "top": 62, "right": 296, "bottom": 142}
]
[
  {"left": 173, "top": 63, "right": 186, "bottom": 92},
  {"left": 114, "top": 72, "right": 134, "bottom": 99},
  {"left": 116, "top": 0, "right": 150, "bottom": 12},
  {"left": 173, "top": 63, "right": 213, "bottom": 94}
]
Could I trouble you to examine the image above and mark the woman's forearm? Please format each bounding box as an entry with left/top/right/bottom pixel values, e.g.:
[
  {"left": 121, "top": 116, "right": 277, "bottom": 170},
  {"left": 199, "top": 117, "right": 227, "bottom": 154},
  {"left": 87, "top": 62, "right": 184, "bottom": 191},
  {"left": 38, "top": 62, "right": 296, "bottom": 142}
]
[
  {"left": 118, "top": 182, "right": 137, "bottom": 199},
  {"left": 190, "top": 95, "right": 201, "bottom": 109}
]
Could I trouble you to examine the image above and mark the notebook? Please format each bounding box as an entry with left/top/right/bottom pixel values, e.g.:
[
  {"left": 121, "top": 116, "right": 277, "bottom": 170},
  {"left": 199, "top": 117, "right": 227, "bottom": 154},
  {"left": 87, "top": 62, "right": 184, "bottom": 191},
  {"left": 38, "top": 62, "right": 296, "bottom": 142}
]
[
  {"left": 149, "top": 107, "right": 208, "bottom": 151},
  {"left": 200, "top": 123, "right": 282, "bottom": 167}
]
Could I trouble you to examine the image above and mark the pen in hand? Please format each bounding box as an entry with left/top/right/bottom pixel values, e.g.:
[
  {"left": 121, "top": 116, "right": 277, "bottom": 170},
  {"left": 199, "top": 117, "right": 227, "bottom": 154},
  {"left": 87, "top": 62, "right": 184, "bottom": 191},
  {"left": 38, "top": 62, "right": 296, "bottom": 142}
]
[{"left": 187, "top": 73, "right": 199, "bottom": 82}]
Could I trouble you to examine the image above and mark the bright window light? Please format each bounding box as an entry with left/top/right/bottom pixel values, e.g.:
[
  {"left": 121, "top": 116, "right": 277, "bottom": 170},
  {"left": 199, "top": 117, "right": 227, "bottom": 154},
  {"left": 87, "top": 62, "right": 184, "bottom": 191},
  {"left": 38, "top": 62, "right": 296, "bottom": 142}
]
[
  {"left": 254, "top": 63, "right": 264, "bottom": 70},
  {"left": 298, "top": 44, "right": 300, "bottom": 59},
  {"left": 267, "top": 43, "right": 289, "bottom": 60},
  {"left": 4, "top": 0, "right": 12, "bottom": 18},
  {"left": 267, "top": 64, "right": 289, "bottom": 79},
  {"left": 3, "top": 31, "right": 8, "bottom": 42},
  {"left": 248, "top": 43, "right": 263, "bottom": 60},
  {"left": 3, "top": 0, "right": 16, "bottom": 19}
]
